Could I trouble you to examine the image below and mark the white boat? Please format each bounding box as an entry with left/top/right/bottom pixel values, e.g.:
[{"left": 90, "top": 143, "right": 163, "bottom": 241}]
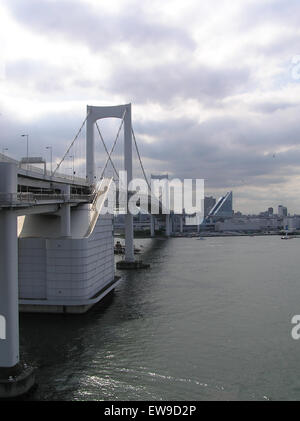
[{"left": 281, "top": 234, "right": 292, "bottom": 239}]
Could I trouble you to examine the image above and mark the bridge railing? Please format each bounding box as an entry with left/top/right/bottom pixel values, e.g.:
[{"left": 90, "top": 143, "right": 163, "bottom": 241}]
[
  {"left": 1, "top": 153, "right": 88, "bottom": 185},
  {"left": 0, "top": 192, "right": 93, "bottom": 206},
  {"left": 18, "top": 163, "right": 87, "bottom": 184}
]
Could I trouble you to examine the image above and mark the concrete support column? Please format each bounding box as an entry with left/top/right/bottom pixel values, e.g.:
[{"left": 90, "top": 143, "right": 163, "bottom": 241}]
[
  {"left": 180, "top": 215, "right": 183, "bottom": 233},
  {"left": 197, "top": 216, "right": 201, "bottom": 233},
  {"left": 0, "top": 163, "right": 35, "bottom": 397},
  {"left": 0, "top": 163, "right": 19, "bottom": 368},
  {"left": 124, "top": 104, "right": 134, "bottom": 262},
  {"left": 60, "top": 185, "right": 71, "bottom": 237},
  {"left": 61, "top": 204, "right": 71, "bottom": 237},
  {"left": 150, "top": 214, "right": 155, "bottom": 237},
  {"left": 0, "top": 210, "right": 19, "bottom": 367}
]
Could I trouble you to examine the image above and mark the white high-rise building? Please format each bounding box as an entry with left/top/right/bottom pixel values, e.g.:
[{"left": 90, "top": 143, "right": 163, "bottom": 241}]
[{"left": 278, "top": 205, "right": 287, "bottom": 217}]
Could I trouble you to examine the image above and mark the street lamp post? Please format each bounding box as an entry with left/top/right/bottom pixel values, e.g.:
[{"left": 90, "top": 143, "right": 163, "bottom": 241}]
[
  {"left": 21, "top": 134, "right": 29, "bottom": 171},
  {"left": 46, "top": 146, "right": 53, "bottom": 176},
  {"left": 69, "top": 155, "right": 75, "bottom": 181}
]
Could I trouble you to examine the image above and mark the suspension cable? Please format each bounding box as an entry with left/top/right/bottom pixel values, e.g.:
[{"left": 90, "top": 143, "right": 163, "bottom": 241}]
[
  {"left": 52, "top": 110, "right": 90, "bottom": 177},
  {"left": 95, "top": 121, "right": 119, "bottom": 180},
  {"left": 131, "top": 126, "right": 151, "bottom": 191},
  {"left": 98, "top": 109, "right": 126, "bottom": 181}
]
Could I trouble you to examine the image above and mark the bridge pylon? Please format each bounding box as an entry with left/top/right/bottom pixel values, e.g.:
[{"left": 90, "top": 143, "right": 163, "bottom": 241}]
[{"left": 86, "top": 104, "right": 135, "bottom": 262}]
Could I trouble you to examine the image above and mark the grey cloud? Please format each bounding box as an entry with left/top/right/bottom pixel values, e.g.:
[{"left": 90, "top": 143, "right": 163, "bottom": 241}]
[
  {"left": 108, "top": 62, "right": 252, "bottom": 104},
  {"left": 6, "top": 59, "right": 65, "bottom": 93},
  {"left": 250, "top": 101, "right": 297, "bottom": 114},
  {"left": 236, "top": 0, "right": 300, "bottom": 74},
  {"left": 239, "top": 0, "right": 300, "bottom": 29},
  {"left": 132, "top": 111, "right": 300, "bottom": 191},
  {"left": 256, "top": 33, "right": 300, "bottom": 58},
  {"left": 4, "top": 0, "right": 195, "bottom": 51},
  {"left": 236, "top": 107, "right": 300, "bottom": 150},
  {"left": 5, "top": 59, "right": 105, "bottom": 100}
]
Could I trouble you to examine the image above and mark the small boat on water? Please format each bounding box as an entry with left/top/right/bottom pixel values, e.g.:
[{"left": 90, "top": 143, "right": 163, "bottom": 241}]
[
  {"left": 114, "top": 242, "right": 125, "bottom": 254},
  {"left": 281, "top": 234, "right": 293, "bottom": 239},
  {"left": 114, "top": 241, "right": 141, "bottom": 254}
]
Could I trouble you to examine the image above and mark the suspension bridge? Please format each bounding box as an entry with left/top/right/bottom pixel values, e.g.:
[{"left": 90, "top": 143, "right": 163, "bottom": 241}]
[{"left": 0, "top": 103, "right": 178, "bottom": 398}]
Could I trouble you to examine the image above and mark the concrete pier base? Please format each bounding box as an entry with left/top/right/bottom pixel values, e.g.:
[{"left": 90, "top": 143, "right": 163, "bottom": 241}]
[
  {"left": 19, "top": 276, "right": 122, "bottom": 314},
  {"left": 0, "top": 362, "right": 36, "bottom": 399}
]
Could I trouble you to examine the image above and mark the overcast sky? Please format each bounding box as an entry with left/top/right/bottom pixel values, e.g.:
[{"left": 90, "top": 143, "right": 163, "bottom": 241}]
[{"left": 1, "top": 0, "right": 300, "bottom": 213}]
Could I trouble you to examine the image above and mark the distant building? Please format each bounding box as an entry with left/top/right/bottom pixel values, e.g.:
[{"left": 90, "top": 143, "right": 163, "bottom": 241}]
[
  {"left": 215, "top": 218, "right": 261, "bottom": 232},
  {"left": 208, "top": 191, "right": 233, "bottom": 219},
  {"left": 215, "top": 215, "right": 282, "bottom": 233},
  {"left": 278, "top": 205, "right": 287, "bottom": 217},
  {"left": 283, "top": 216, "right": 300, "bottom": 232},
  {"left": 259, "top": 211, "right": 268, "bottom": 217},
  {"left": 204, "top": 196, "right": 216, "bottom": 216},
  {"left": 268, "top": 207, "right": 273, "bottom": 216}
]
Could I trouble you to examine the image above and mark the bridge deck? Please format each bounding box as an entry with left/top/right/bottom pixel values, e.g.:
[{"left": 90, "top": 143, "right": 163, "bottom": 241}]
[{"left": 1, "top": 153, "right": 89, "bottom": 187}]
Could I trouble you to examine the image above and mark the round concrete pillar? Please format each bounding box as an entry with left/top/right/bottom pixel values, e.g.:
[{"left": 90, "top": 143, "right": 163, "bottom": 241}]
[{"left": 0, "top": 163, "right": 36, "bottom": 397}]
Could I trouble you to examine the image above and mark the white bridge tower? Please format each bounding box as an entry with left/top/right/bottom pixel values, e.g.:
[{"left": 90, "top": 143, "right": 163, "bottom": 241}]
[{"left": 86, "top": 104, "right": 134, "bottom": 262}]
